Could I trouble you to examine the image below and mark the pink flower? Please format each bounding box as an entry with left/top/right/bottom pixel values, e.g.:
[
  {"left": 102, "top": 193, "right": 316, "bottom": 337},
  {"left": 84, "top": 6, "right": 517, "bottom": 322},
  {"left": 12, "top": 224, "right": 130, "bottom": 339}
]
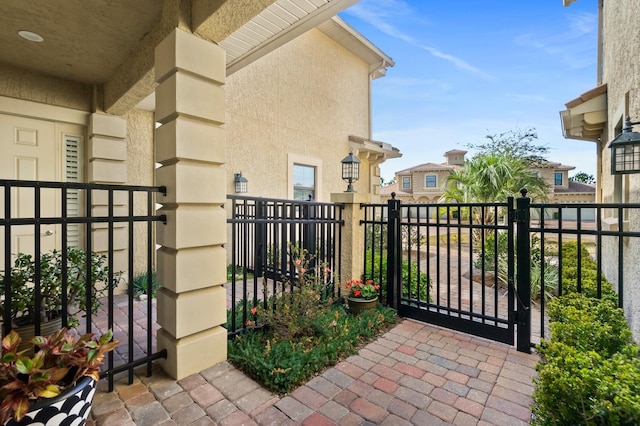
[{"left": 250, "top": 307, "right": 257, "bottom": 315}]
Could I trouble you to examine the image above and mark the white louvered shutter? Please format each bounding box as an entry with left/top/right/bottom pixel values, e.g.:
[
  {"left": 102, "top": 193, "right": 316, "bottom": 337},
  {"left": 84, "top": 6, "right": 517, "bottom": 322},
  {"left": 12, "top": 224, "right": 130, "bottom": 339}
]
[{"left": 65, "top": 136, "right": 82, "bottom": 248}]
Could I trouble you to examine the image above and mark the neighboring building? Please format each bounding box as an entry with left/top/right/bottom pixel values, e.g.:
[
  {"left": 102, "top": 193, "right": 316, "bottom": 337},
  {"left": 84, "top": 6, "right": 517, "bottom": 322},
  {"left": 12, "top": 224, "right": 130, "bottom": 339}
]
[
  {"left": 560, "top": 0, "right": 640, "bottom": 341},
  {"left": 0, "top": 0, "right": 394, "bottom": 379},
  {"left": 381, "top": 150, "right": 467, "bottom": 202},
  {"left": 381, "top": 150, "right": 595, "bottom": 212}
]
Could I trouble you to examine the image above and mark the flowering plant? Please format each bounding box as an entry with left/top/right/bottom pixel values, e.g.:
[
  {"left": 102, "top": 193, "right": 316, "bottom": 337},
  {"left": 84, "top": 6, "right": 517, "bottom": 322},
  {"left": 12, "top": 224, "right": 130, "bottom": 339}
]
[
  {"left": 345, "top": 279, "right": 380, "bottom": 300},
  {"left": 246, "top": 245, "right": 334, "bottom": 338}
]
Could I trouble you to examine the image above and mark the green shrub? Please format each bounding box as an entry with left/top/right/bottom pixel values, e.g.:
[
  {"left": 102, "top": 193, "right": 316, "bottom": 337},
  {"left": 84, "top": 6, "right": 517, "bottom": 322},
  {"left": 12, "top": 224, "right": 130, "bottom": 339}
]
[
  {"left": 227, "top": 246, "right": 394, "bottom": 395},
  {"left": 545, "top": 294, "right": 635, "bottom": 358},
  {"left": 532, "top": 243, "right": 640, "bottom": 425},
  {"left": 559, "top": 242, "right": 616, "bottom": 300},
  {"left": 228, "top": 305, "right": 396, "bottom": 393},
  {"left": 533, "top": 343, "right": 640, "bottom": 426}
]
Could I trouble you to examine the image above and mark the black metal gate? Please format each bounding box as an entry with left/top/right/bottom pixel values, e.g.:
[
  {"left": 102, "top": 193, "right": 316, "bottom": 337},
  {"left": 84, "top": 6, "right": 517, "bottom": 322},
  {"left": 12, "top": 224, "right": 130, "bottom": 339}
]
[{"left": 363, "top": 194, "right": 528, "bottom": 350}]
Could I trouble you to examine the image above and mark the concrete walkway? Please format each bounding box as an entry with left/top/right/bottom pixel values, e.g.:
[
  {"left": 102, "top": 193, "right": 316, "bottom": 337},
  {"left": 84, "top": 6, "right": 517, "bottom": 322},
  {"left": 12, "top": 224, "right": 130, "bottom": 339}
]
[{"left": 89, "top": 319, "right": 539, "bottom": 425}]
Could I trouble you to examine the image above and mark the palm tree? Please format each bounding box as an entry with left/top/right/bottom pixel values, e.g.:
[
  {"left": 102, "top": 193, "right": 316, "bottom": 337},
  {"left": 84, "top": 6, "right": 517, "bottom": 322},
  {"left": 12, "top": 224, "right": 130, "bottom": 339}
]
[
  {"left": 440, "top": 152, "right": 549, "bottom": 241},
  {"left": 441, "top": 152, "right": 549, "bottom": 204}
]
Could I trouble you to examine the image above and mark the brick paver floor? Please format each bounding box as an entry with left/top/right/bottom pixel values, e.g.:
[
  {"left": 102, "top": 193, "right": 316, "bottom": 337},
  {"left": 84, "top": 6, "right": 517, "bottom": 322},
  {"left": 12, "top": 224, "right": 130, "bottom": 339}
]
[{"left": 89, "top": 319, "right": 539, "bottom": 425}]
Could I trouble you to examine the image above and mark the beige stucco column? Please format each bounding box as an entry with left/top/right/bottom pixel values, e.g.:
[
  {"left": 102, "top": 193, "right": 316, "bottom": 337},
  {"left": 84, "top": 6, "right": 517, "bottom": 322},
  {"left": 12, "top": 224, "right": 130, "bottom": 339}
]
[
  {"left": 154, "top": 28, "right": 227, "bottom": 379},
  {"left": 87, "top": 113, "right": 128, "bottom": 275},
  {"left": 330, "top": 192, "right": 371, "bottom": 289}
]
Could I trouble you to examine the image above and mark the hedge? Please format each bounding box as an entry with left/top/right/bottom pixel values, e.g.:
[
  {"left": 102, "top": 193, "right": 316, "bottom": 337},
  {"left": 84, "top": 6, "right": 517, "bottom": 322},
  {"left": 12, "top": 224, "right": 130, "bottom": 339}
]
[{"left": 532, "top": 243, "right": 640, "bottom": 425}]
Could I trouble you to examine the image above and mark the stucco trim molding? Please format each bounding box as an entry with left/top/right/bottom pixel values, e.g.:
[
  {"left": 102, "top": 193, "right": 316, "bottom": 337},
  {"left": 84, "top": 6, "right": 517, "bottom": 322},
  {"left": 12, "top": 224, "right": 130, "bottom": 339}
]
[{"left": 0, "top": 96, "right": 90, "bottom": 125}]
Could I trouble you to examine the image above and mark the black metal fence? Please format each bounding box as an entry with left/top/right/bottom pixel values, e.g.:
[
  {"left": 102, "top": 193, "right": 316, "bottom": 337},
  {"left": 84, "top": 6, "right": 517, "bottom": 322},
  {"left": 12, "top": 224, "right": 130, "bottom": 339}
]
[
  {"left": 362, "top": 197, "right": 517, "bottom": 347},
  {"left": 363, "top": 194, "right": 640, "bottom": 352},
  {"left": 528, "top": 200, "right": 640, "bottom": 343},
  {"left": 226, "top": 195, "right": 343, "bottom": 336},
  {"left": 0, "top": 179, "right": 167, "bottom": 390}
]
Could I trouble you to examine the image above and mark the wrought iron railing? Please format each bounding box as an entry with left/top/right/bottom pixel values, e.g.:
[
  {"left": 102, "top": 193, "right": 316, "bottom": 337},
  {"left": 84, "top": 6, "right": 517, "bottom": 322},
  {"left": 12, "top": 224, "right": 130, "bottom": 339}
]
[
  {"left": 226, "top": 195, "right": 343, "bottom": 336},
  {"left": 0, "top": 179, "right": 167, "bottom": 390},
  {"left": 363, "top": 195, "right": 640, "bottom": 351}
]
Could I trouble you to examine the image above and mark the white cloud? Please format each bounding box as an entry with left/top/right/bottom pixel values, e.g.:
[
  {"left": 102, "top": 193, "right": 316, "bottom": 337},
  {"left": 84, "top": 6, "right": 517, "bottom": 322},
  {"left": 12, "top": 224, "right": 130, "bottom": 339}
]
[
  {"left": 345, "top": 0, "right": 492, "bottom": 79},
  {"left": 513, "top": 11, "right": 597, "bottom": 69}
]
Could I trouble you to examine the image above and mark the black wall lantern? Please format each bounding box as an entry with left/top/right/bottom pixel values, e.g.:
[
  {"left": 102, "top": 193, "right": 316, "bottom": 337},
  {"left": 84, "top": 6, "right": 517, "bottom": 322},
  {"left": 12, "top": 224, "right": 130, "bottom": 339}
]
[
  {"left": 341, "top": 149, "right": 361, "bottom": 192},
  {"left": 609, "top": 116, "right": 640, "bottom": 174},
  {"left": 234, "top": 172, "right": 248, "bottom": 193}
]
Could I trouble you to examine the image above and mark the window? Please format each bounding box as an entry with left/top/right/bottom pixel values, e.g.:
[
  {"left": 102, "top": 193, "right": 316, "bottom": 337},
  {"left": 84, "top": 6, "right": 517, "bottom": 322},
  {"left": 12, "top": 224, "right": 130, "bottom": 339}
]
[
  {"left": 554, "top": 173, "right": 563, "bottom": 186},
  {"left": 532, "top": 172, "right": 539, "bottom": 178},
  {"left": 425, "top": 175, "right": 437, "bottom": 188},
  {"left": 293, "top": 164, "right": 315, "bottom": 200},
  {"left": 402, "top": 176, "right": 411, "bottom": 189}
]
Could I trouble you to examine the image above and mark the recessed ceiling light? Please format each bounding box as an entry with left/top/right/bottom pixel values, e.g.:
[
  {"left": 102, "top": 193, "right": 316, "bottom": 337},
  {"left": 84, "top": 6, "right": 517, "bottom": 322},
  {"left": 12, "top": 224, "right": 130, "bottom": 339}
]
[{"left": 18, "top": 30, "right": 44, "bottom": 42}]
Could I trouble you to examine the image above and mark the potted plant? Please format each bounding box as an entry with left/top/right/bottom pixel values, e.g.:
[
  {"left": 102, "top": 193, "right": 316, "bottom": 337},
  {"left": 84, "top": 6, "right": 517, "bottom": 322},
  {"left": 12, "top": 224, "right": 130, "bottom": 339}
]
[
  {"left": 0, "top": 248, "right": 119, "bottom": 348},
  {"left": 0, "top": 328, "right": 119, "bottom": 425},
  {"left": 345, "top": 279, "right": 380, "bottom": 314}
]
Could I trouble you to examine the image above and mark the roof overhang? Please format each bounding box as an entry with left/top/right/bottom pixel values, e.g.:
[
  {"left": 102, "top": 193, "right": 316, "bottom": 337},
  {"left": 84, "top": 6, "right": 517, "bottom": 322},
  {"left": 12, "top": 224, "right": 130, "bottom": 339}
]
[
  {"left": 316, "top": 17, "right": 394, "bottom": 79},
  {"left": 560, "top": 84, "right": 607, "bottom": 142},
  {"left": 221, "top": 0, "right": 360, "bottom": 75},
  {"left": 348, "top": 135, "right": 402, "bottom": 163},
  {"left": 137, "top": 0, "right": 373, "bottom": 112}
]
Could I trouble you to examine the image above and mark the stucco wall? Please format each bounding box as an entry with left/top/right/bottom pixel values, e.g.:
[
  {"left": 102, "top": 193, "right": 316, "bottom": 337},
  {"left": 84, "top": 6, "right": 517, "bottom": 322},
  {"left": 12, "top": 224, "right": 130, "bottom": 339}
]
[
  {"left": 125, "top": 108, "right": 156, "bottom": 274},
  {"left": 224, "top": 28, "right": 371, "bottom": 202},
  {"left": 600, "top": 0, "right": 640, "bottom": 341},
  {"left": 0, "top": 63, "right": 92, "bottom": 111}
]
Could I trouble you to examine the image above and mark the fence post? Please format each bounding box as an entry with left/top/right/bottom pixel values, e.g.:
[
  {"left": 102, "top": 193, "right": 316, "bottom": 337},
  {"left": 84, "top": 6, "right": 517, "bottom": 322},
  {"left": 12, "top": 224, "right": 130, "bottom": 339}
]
[
  {"left": 516, "top": 189, "right": 531, "bottom": 353},
  {"left": 386, "top": 194, "right": 401, "bottom": 309},
  {"left": 303, "top": 200, "right": 317, "bottom": 262},
  {"left": 254, "top": 199, "right": 267, "bottom": 278},
  {"left": 330, "top": 192, "right": 371, "bottom": 296}
]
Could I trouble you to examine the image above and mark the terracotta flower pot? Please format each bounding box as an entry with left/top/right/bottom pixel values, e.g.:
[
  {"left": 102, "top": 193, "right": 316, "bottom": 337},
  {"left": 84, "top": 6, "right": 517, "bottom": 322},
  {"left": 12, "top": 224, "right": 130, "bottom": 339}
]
[{"left": 347, "top": 296, "right": 378, "bottom": 314}]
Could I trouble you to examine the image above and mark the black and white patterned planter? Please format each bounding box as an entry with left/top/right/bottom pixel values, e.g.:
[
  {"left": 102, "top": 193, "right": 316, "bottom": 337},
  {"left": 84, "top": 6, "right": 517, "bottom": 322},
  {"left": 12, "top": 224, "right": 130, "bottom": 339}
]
[{"left": 5, "top": 377, "right": 96, "bottom": 426}]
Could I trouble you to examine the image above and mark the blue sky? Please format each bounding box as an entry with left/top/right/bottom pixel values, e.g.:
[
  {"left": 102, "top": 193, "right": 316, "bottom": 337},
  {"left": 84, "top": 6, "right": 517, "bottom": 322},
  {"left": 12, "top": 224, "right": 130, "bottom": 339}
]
[{"left": 340, "top": 0, "right": 599, "bottom": 182}]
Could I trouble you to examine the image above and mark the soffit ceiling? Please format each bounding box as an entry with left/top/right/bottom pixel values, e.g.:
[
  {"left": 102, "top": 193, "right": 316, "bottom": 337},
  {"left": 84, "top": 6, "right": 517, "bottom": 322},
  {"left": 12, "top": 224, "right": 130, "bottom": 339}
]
[
  {"left": 0, "top": 0, "right": 162, "bottom": 84},
  {"left": 0, "top": 0, "right": 357, "bottom": 85}
]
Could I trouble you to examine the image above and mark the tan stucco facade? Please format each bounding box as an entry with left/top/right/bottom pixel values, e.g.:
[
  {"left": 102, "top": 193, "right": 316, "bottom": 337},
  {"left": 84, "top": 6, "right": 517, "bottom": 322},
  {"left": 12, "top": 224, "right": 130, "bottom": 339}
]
[
  {"left": 562, "top": 0, "right": 640, "bottom": 341},
  {"left": 0, "top": 0, "right": 286, "bottom": 379},
  {"left": 597, "top": 0, "right": 640, "bottom": 341},
  {"left": 0, "top": 0, "right": 397, "bottom": 379},
  {"left": 225, "top": 28, "right": 372, "bottom": 201}
]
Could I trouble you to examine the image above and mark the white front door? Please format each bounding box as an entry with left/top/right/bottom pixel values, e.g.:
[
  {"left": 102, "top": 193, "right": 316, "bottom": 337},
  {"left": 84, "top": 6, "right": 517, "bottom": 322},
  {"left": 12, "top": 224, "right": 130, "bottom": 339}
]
[{"left": 0, "top": 114, "right": 61, "bottom": 267}]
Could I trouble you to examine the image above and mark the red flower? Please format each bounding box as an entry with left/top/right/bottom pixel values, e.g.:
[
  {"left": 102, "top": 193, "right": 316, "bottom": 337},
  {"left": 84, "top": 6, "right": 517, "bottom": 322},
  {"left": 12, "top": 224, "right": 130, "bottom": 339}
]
[
  {"left": 354, "top": 290, "right": 361, "bottom": 297},
  {"left": 250, "top": 307, "right": 257, "bottom": 315}
]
